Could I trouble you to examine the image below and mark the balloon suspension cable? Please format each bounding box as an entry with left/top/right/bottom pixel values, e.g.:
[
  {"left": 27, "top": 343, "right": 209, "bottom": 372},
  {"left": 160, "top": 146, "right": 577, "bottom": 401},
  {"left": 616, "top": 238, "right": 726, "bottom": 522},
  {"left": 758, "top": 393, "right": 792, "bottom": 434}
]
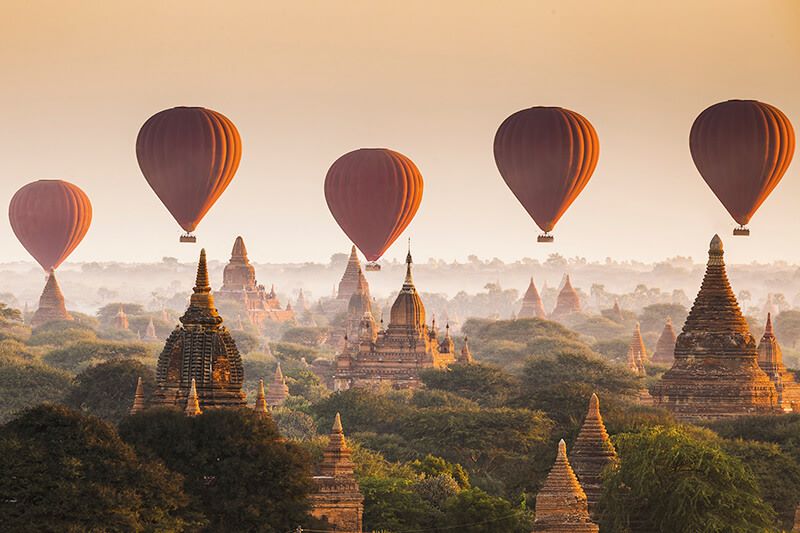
[
  {"left": 537, "top": 232, "right": 554, "bottom": 243},
  {"left": 180, "top": 233, "right": 197, "bottom": 243},
  {"left": 733, "top": 225, "right": 750, "bottom": 237}
]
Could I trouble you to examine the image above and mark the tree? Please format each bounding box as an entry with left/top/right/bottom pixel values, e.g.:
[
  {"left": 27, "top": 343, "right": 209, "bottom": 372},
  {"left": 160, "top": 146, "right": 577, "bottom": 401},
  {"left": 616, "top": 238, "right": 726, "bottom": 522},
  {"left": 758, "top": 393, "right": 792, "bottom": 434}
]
[
  {"left": 311, "top": 388, "right": 411, "bottom": 434},
  {"left": 601, "top": 426, "right": 776, "bottom": 533},
  {"left": 637, "top": 303, "right": 688, "bottom": 333},
  {"left": 419, "top": 363, "right": 518, "bottom": 406},
  {"left": 43, "top": 339, "right": 153, "bottom": 372},
  {"left": 119, "top": 408, "right": 314, "bottom": 532},
  {"left": 775, "top": 310, "right": 800, "bottom": 348},
  {"left": 708, "top": 413, "right": 800, "bottom": 464},
  {"left": 27, "top": 319, "right": 97, "bottom": 346},
  {"left": 0, "top": 405, "right": 193, "bottom": 531},
  {"left": 0, "top": 357, "right": 71, "bottom": 423},
  {"left": 64, "top": 359, "right": 156, "bottom": 423},
  {"left": 0, "top": 302, "right": 22, "bottom": 323},
  {"left": 439, "top": 488, "right": 532, "bottom": 533},
  {"left": 281, "top": 327, "right": 330, "bottom": 347}
]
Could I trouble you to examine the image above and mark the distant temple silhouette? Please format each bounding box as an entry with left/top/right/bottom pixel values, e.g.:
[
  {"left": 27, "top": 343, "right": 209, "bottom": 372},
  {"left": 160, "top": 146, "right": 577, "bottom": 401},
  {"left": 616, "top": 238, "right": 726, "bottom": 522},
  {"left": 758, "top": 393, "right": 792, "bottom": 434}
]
[{"left": 31, "top": 271, "right": 72, "bottom": 327}]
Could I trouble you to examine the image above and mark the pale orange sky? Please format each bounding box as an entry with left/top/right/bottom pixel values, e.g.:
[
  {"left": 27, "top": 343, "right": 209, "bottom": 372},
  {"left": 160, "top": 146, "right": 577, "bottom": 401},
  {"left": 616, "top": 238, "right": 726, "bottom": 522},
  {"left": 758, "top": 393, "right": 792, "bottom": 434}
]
[{"left": 1, "top": 1, "right": 799, "bottom": 267}]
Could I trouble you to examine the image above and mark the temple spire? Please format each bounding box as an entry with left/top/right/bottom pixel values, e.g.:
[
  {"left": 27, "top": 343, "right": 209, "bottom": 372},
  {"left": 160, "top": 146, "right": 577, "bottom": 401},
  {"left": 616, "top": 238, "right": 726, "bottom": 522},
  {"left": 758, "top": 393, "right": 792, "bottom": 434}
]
[
  {"left": 231, "top": 235, "right": 248, "bottom": 260},
  {"left": 254, "top": 378, "right": 269, "bottom": 415},
  {"left": 30, "top": 271, "right": 72, "bottom": 327},
  {"left": 185, "top": 378, "right": 202, "bottom": 416},
  {"left": 533, "top": 439, "right": 599, "bottom": 532},
  {"left": 319, "top": 412, "right": 356, "bottom": 477},
  {"left": 626, "top": 323, "right": 646, "bottom": 375},
  {"left": 652, "top": 317, "right": 677, "bottom": 363},
  {"left": 265, "top": 362, "right": 289, "bottom": 407},
  {"left": 403, "top": 240, "right": 414, "bottom": 287},
  {"left": 189, "top": 249, "right": 214, "bottom": 309},
  {"left": 130, "top": 377, "right": 145, "bottom": 415},
  {"left": 519, "top": 277, "right": 547, "bottom": 319}
]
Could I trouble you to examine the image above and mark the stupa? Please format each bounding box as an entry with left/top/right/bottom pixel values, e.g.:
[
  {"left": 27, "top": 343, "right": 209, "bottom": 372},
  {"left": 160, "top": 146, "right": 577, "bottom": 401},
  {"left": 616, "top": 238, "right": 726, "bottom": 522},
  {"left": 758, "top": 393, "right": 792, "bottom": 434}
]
[
  {"left": 757, "top": 314, "right": 800, "bottom": 411},
  {"left": 570, "top": 394, "right": 618, "bottom": 519},
  {"left": 309, "top": 413, "right": 364, "bottom": 532},
  {"left": 651, "top": 317, "right": 677, "bottom": 364},
  {"left": 626, "top": 323, "right": 647, "bottom": 375},
  {"left": 337, "top": 246, "right": 366, "bottom": 303},
  {"left": 650, "top": 235, "right": 777, "bottom": 421},
  {"left": 253, "top": 378, "right": 269, "bottom": 416},
  {"left": 113, "top": 305, "right": 129, "bottom": 330},
  {"left": 129, "top": 377, "right": 146, "bottom": 415},
  {"left": 151, "top": 249, "right": 247, "bottom": 410},
  {"left": 143, "top": 318, "right": 158, "bottom": 341},
  {"left": 519, "top": 277, "right": 547, "bottom": 319},
  {"left": 30, "top": 272, "right": 72, "bottom": 327},
  {"left": 533, "top": 439, "right": 599, "bottom": 532},
  {"left": 609, "top": 299, "right": 624, "bottom": 323},
  {"left": 551, "top": 275, "right": 581, "bottom": 318},
  {"left": 265, "top": 362, "right": 289, "bottom": 407},
  {"left": 456, "top": 336, "right": 474, "bottom": 364}
]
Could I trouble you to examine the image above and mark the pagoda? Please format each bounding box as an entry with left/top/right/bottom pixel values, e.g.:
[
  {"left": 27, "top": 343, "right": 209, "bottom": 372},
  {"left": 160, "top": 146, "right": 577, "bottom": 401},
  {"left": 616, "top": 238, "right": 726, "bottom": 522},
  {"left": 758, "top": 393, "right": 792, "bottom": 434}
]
[
  {"left": 757, "top": 314, "right": 800, "bottom": 411},
  {"left": 344, "top": 271, "right": 372, "bottom": 343},
  {"left": 253, "top": 379, "right": 270, "bottom": 416},
  {"left": 130, "top": 377, "right": 146, "bottom": 415},
  {"left": 143, "top": 318, "right": 158, "bottom": 341},
  {"left": 113, "top": 305, "right": 129, "bottom": 330},
  {"left": 150, "top": 249, "right": 247, "bottom": 410},
  {"left": 295, "top": 289, "right": 309, "bottom": 313},
  {"left": 456, "top": 336, "right": 474, "bottom": 365},
  {"left": 337, "top": 246, "right": 366, "bottom": 303},
  {"left": 570, "top": 394, "right": 618, "bottom": 519},
  {"left": 266, "top": 362, "right": 289, "bottom": 407},
  {"left": 650, "top": 235, "right": 777, "bottom": 421},
  {"left": 626, "top": 323, "right": 647, "bottom": 375},
  {"left": 651, "top": 317, "right": 677, "bottom": 364},
  {"left": 309, "top": 413, "right": 364, "bottom": 532},
  {"left": 334, "top": 249, "right": 455, "bottom": 390},
  {"left": 216, "top": 236, "right": 294, "bottom": 325},
  {"left": 551, "top": 275, "right": 581, "bottom": 318},
  {"left": 533, "top": 439, "right": 599, "bottom": 533},
  {"left": 519, "top": 277, "right": 547, "bottom": 319},
  {"left": 30, "top": 272, "right": 72, "bottom": 327},
  {"left": 609, "top": 299, "right": 624, "bottom": 323}
]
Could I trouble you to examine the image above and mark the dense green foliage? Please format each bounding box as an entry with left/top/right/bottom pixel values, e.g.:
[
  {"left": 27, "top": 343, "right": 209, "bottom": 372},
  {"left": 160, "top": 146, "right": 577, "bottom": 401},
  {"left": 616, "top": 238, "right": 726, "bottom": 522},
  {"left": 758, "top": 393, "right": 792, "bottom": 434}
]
[
  {"left": 43, "top": 339, "right": 153, "bottom": 372},
  {"left": 119, "top": 408, "right": 314, "bottom": 532},
  {"left": 0, "top": 405, "right": 193, "bottom": 531},
  {"left": 64, "top": 359, "right": 155, "bottom": 423},
  {"left": 0, "top": 356, "right": 71, "bottom": 423}
]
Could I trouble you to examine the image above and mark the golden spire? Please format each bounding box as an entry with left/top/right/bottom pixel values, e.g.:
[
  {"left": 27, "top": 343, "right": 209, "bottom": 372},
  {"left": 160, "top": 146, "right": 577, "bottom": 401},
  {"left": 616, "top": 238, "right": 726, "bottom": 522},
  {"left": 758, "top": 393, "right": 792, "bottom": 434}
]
[
  {"left": 130, "top": 376, "right": 145, "bottom": 415},
  {"left": 185, "top": 378, "right": 202, "bottom": 416},
  {"left": 254, "top": 378, "right": 269, "bottom": 415},
  {"left": 190, "top": 249, "right": 214, "bottom": 309},
  {"left": 403, "top": 239, "right": 414, "bottom": 287}
]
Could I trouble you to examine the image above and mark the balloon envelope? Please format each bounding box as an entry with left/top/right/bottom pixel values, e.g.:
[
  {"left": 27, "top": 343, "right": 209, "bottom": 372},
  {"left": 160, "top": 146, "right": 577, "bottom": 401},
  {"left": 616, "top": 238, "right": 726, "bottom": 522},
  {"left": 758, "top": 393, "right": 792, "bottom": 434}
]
[
  {"left": 136, "top": 106, "right": 242, "bottom": 233},
  {"left": 494, "top": 106, "right": 599, "bottom": 234},
  {"left": 9, "top": 180, "right": 92, "bottom": 272},
  {"left": 324, "top": 148, "right": 423, "bottom": 262},
  {"left": 690, "top": 100, "right": 794, "bottom": 227}
]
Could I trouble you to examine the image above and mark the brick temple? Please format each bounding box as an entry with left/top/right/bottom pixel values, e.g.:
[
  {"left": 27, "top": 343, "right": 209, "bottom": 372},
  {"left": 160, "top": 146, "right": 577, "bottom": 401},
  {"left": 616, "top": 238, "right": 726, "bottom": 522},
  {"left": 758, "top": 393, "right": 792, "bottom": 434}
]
[
  {"left": 519, "top": 277, "right": 547, "bottom": 319},
  {"left": 551, "top": 275, "right": 581, "bottom": 318},
  {"left": 30, "top": 271, "right": 72, "bottom": 327},
  {"left": 757, "top": 314, "right": 800, "bottom": 411}
]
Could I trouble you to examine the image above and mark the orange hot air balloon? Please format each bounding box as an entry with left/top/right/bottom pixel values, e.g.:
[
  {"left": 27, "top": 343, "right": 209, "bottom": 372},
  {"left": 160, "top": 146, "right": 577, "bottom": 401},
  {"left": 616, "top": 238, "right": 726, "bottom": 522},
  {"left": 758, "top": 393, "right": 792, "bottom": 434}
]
[
  {"left": 324, "top": 148, "right": 423, "bottom": 270},
  {"left": 494, "top": 107, "right": 599, "bottom": 242},
  {"left": 690, "top": 100, "right": 794, "bottom": 236},
  {"left": 136, "top": 106, "right": 242, "bottom": 242},
  {"left": 9, "top": 180, "right": 92, "bottom": 272}
]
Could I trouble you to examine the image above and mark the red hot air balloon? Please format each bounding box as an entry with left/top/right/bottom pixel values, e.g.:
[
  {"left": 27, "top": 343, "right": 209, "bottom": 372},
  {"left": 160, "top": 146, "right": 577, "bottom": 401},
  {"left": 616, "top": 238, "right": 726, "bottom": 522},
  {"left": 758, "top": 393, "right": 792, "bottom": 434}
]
[
  {"left": 136, "top": 106, "right": 242, "bottom": 242},
  {"left": 494, "top": 107, "right": 599, "bottom": 242},
  {"left": 690, "top": 100, "right": 794, "bottom": 236},
  {"left": 9, "top": 180, "right": 92, "bottom": 272},
  {"left": 324, "top": 148, "right": 423, "bottom": 271}
]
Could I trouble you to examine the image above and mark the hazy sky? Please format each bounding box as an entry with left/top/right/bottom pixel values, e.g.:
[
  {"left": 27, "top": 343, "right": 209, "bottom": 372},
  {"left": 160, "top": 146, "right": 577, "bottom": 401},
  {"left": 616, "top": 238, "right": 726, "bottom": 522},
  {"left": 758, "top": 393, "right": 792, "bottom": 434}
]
[{"left": 2, "top": 1, "right": 799, "bottom": 268}]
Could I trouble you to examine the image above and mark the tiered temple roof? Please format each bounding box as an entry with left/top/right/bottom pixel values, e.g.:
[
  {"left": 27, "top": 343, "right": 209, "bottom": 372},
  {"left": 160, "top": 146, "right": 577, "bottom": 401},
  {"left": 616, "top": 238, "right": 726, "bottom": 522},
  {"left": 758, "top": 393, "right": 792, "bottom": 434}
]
[
  {"left": 533, "top": 439, "right": 599, "bottom": 532},
  {"left": 334, "top": 250, "right": 455, "bottom": 390},
  {"left": 113, "top": 305, "right": 129, "bottom": 330},
  {"left": 130, "top": 377, "right": 145, "bottom": 415},
  {"left": 266, "top": 363, "right": 289, "bottom": 407},
  {"left": 519, "top": 277, "right": 547, "bottom": 319},
  {"left": 337, "top": 246, "right": 365, "bottom": 302},
  {"left": 456, "top": 336, "right": 474, "bottom": 365},
  {"left": 253, "top": 378, "right": 269, "bottom": 416},
  {"left": 216, "top": 236, "right": 294, "bottom": 325},
  {"left": 626, "top": 323, "right": 647, "bottom": 375},
  {"left": 31, "top": 272, "right": 72, "bottom": 327},
  {"left": 551, "top": 275, "right": 581, "bottom": 318},
  {"left": 295, "top": 289, "right": 309, "bottom": 312},
  {"left": 650, "top": 236, "right": 778, "bottom": 421},
  {"left": 651, "top": 317, "right": 677, "bottom": 364},
  {"left": 757, "top": 314, "right": 800, "bottom": 411},
  {"left": 570, "top": 394, "right": 618, "bottom": 519},
  {"left": 151, "top": 249, "right": 247, "bottom": 410},
  {"left": 309, "top": 413, "right": 364, "bottom": 532}
]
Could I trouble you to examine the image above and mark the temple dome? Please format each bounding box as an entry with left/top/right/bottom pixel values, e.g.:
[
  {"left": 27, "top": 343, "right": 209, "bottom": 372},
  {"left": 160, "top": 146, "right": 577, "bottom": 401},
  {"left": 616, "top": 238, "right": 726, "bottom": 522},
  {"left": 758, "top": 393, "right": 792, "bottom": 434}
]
[{"left": 389, "top": 252, "right": 426, "bottom": 330}]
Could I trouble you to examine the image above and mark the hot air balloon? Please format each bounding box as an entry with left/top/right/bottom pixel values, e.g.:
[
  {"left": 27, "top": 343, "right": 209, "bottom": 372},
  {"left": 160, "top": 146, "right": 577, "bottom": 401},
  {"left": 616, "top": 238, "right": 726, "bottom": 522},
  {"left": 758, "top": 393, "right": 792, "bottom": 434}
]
[
  {"left": 9, "top": 180, "right": 92, "bottom": 272},
  {"left": 494, "top": 107, "right": 599, "bottom": 242},
  {"left": 324, "top": 148, "right": 423, "bottom": 271},
  {"left": 690, "top": 100, "right": 794, "bottom": 236},
  {"left": 136, "top": 106, "right": 242, "bottom": 242}
]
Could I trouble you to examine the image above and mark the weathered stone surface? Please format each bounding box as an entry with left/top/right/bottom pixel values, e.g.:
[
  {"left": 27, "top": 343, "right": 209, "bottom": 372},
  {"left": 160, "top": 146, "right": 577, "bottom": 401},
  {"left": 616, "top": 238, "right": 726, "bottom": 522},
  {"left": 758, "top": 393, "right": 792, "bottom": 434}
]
[
  {"left": 310, "top": 413, "right": 364, "bottom": 533},
  {"left": 130, "top": 377, "right": 146, "bottom": 415},
  {"left": 265, "top": 363, "right": 289, "bottom": 407},
  {"left": 626, "top": 323, "right": 647, "bottom": 375},
  {"left": 651, "top": 317, "right": 677, "bottom": 364},
  {"left": 551, "top": 275, "right": 581, "bottom": 318},
  {"left": 651, "top": 235, "right": 777, "bottom": 421},
  {"left": 151, "top": 249, "right": 247, "bottom": 410},
  {"left": 519, "top": 277, "right": 547, "bottom": 319},
  {"left": 334, "top": 251, "right": 455, "bottom": 390},
  {"left": 533, "top": 439, "right": 599, "bottom": 533},
  {"left": 757, "top": 314, "right": 800, "bottom": 411},
  {"left": 570, "top": 394, "right": 618, "bottom": 519},
  {"left": 216, "top": 236, "right": 295, "bottom": 325},
  {"left": 184, "top": 378, "right": 202, "bottom": 417},
  {"left": 31, "top": 272, "right": 72, "bottom": 327}
]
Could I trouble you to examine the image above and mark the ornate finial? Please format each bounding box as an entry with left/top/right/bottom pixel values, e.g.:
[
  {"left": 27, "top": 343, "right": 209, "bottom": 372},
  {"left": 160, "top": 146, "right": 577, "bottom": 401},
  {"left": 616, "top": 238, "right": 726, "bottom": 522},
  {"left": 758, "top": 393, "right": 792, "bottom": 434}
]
[
  {"left": 557, "top": 438, "right": 567, "bottom": 459},
  {"left": 185, "top": 378, "right": 202, "bottom": 416},
  {"left": 588, "top": 393, "right": 600, "bottom": 417},
  {"left": 710, "top": 234, "right": 723, "bottom": 253},
  {"left": 635, "top": 322, "right": 641, "bottom": 331},
  {"left": 765, "top": 313, "right": 774, "bottom": 336},
  {"left": 195, "top": 249, "right": 210, "bottom": 290},
  {"left": 332, "top": 412, "right": 343, "bottom": 433}
]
